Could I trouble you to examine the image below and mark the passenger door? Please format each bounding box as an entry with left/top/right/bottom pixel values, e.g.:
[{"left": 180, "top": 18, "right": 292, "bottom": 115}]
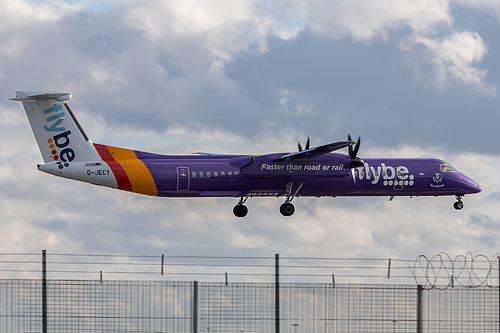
[{"left": 176, "top": 167, "right": 190, "bottom": 191}]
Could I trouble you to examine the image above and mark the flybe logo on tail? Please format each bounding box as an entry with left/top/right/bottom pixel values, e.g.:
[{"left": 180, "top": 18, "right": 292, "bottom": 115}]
[{"left": 43, "top": 104, "right": 75, "bottom": 169}]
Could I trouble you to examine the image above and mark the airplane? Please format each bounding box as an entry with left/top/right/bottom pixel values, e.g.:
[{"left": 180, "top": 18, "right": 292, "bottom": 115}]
[{"left": 12, "top": 90, "right": 482, "bottom": 217}]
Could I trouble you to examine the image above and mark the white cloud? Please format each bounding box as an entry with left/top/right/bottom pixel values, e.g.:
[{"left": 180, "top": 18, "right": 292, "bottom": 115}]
[
  {"left": 408, "top": 31, "right": 496, "bottom": 96},
  {"left": 124, "top": 0, "right": 310, "bottom": 66},
  {"left": 307, "top": 0, "right": 452, "bottom": 41},
  {"left": 305, "top": 0, "right": 495, "bottom": 94},
  {"left": 125, "top": 0, "right": 270, "bottom": 63},
  {"left": 0, "top": 0, "right": 83, "bottom": 29}
]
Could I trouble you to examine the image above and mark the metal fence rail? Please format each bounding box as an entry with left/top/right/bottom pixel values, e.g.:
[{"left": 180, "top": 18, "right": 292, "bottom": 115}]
[{"left": 0, "top": 279, "right": 498, "bottom": 333}]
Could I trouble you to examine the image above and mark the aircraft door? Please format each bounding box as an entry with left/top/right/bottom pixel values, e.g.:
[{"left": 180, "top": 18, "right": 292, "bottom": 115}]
[{"left": 176, "top": 167, "right": 190, "bottom": 191}]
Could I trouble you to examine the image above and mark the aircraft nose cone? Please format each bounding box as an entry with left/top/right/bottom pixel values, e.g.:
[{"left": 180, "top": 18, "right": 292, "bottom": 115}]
[
  {"left": 462, "top": 176, "right": 482, "bottom": 194},
  {"left": 470, "top": 179, "right": 482, "bottom": 194}
]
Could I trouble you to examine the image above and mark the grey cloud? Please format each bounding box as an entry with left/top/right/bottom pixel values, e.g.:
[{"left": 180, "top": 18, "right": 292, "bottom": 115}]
[
  {"left": 468, "top": 213, "right": 500, "bottom": 231},
  {"left": 0, "top": 0, "right": 498, "bottom": 263}
]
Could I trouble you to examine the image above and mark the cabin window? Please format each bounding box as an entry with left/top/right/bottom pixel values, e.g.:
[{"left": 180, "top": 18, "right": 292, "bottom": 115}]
[
  {"left": 207, "top": 171, "right": 211, "bottom": 177},
  {"left": 199, "top": 172, "right": 204, "bottom": 177},
  {"left": 192, "top": 172, "right": 196, "bottom": 178},
  {"left": 221, "top": 171, "right": 226, "bottom": 177},
  {"left": 440, "top": 164, "right": 457, "bottom": 172},
  {"left": 235, "top": 171, "right": 240, "bottom": 177},
  {"left": 228, "top": 171, "right": 233, "bottom": 177},
  {"left": 214, "top": 171, "right": 219, "bottom": 177}
]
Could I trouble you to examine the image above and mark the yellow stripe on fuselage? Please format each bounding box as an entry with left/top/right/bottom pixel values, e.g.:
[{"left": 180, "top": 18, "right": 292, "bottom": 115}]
[{"left": 106, "top": 146, "right": 158, "bottom": 196}]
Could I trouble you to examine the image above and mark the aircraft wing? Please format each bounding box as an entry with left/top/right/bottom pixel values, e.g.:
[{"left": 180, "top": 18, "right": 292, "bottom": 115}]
[
  {"left": 274, "top": 140, "right": 354, "bottom": 161},
  {"left": 228, "top": 140, "right": 355, "bottom": 171}
]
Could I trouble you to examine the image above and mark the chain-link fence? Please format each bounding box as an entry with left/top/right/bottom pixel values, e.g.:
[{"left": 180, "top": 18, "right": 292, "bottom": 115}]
[{"left": 0, "top": 279, "right": 498, "bottom": 332}]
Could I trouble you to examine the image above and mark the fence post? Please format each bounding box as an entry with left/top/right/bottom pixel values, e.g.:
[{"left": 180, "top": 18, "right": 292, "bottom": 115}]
[
  {"left": 42, "top": 250, "right": 47, "bottom": 333},
  {"left": 417, "top": 285, "right": 423, "bottom": 333},
  {"left": 193, "top": 281, "right": 198, "bottom": 333},
  {"left": 275, "top": 253, "right": 280, "bottom": 333},
  {"left": 161, "top": 254, "right": 164, "bottom": 276}
]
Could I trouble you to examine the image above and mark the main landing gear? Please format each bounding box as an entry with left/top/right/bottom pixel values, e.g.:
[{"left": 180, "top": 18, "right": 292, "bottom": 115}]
[
  {"left": 280, "top": 180, "right": 303, "bottom": 217},
  {"left": 453, "top": 195, "right": 464, "bottom": 210},
  {"left": 233, "top": 197, "right": 249, "bottom": 217},
  {"left": 280, "top": 202, "right": 295, "bottom": 216},
  {"left": 233, "top": 180, "right": 304, "bottom": 218}
]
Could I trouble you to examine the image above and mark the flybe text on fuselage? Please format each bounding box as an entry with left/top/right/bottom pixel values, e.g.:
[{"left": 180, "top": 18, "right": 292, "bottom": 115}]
[
  {"left": 43, "top": 104, "right": 75, "bottom": 168},
  {"left": 353, "top": 162, "right": 415, "bottom": 186}
]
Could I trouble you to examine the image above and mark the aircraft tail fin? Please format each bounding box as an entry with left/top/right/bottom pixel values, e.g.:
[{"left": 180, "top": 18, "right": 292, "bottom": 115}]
[{"left": 12, "top": 91, "right": 101, "bottom": 166}]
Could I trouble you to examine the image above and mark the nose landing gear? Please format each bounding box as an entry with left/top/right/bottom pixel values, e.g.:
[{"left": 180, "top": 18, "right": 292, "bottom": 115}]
[{"left": 453, "top": 195, "right": 464, "bottom": 210}]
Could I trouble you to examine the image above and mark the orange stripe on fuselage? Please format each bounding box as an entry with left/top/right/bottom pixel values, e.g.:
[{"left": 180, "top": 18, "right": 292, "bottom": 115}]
[{"left": 105, "top": 146, "right": 158, "bottom": 196}]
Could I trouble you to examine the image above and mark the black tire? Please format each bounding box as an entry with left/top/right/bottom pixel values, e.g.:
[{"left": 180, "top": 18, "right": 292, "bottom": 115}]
[
  {"left": 280, "top": 203, "right": 295, "bottom": 216},
  {"left": 233, "top": 204, "right": 248, "bottom": 217},
  {"left": 454, "top": 201, "right": 464, "bottom": 210}
]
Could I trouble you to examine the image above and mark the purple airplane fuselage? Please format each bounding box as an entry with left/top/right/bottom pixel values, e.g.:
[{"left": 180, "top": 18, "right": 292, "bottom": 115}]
[{"left": 94, "top": 149, "right": 480, "bottom": 199}]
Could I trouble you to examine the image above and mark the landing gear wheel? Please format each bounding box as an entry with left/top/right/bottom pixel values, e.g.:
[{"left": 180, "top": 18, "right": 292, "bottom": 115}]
[
  {"left": 280, "top": 202, "right": 295, "bottom": 216},
  {"left": 454, "top": 195, "right": 464, "bottom": 210},
  {"left": 233, "top": 204, "right": 248, "bottom": 218}
]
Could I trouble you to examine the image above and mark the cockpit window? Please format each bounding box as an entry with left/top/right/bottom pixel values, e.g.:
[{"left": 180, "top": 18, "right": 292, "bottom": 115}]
[{"left": 440, "top": 164, "right": 457, "bottom": 172}]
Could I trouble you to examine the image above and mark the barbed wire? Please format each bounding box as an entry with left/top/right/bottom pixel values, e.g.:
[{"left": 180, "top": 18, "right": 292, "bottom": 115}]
[
  {"left": 0, "top": 252, "right": 498, "bottom": 286},
  {"left": 410, "top": 252, "right": 499, "bottom": 289}
]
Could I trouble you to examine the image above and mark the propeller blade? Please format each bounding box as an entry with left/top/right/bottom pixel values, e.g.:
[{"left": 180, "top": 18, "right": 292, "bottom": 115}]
[
  {"left": 347, "top": 134, "right": 364, "bottom": 168},
  {"left": 348, "top": 134, "right": 353, "bottom": 156},
  {"left": 352, "top": 136, "right": 361, "bottom": 158},
  {"left": 298, "top": 137, "right": 310, "bottom": 152}
]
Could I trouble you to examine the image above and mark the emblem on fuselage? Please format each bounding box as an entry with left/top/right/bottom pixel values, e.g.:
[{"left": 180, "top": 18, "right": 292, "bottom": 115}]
[{"left": 431, "top": 173, "right": 445, "bottom": 188}]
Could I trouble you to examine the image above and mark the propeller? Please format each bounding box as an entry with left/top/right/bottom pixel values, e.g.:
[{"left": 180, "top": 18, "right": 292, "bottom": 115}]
[
  {"left": 297, "top": 137, "right": 310, "bottom": 152},
  {"left": 348, "top": 134, "right": 364, "bottom": 169}
]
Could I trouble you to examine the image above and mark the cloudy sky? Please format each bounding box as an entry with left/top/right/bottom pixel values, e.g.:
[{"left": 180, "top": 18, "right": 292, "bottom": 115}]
[{"left": 1, "top": 0, "right": 500, "bottom": 282}]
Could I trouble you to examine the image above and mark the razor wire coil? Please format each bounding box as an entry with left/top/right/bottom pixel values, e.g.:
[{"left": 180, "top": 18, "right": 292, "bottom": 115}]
[{"left": 410, "top": 252, "right": 499, "bottom": 289}]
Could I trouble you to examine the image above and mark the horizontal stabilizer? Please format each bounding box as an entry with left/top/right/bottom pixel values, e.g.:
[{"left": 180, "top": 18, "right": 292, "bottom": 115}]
[{"left": 11, "top": 91, "right": 72, "bottom": 101}]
